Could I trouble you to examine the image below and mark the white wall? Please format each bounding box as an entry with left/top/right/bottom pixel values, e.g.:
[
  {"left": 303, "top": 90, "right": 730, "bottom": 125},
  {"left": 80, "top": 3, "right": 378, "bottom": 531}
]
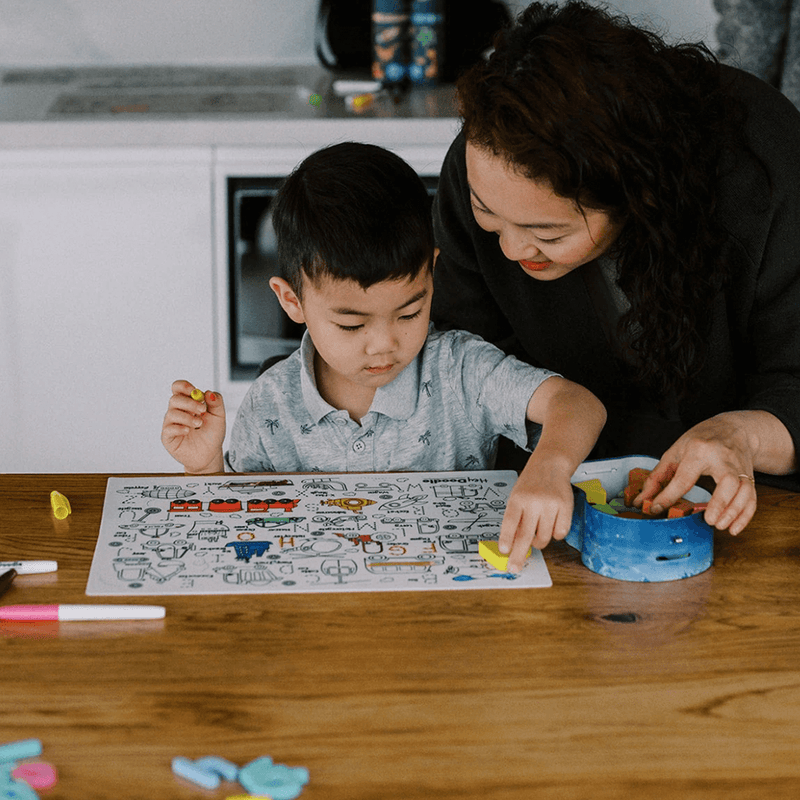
[
  {"left": 506, "top": 0, "right": 719, "bottom": 47},
  {"left": 0, "top": 0, "right": 320, "bottom": 66},
  {"left": 0, "top": 0, "right": 719, "bottom": 68}
]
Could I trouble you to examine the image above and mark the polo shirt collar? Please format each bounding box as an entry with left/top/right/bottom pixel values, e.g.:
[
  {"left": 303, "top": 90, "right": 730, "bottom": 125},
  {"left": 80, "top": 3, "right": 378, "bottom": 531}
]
[{"left": 299, "top": 331, "right": 421, "bottom": 423}]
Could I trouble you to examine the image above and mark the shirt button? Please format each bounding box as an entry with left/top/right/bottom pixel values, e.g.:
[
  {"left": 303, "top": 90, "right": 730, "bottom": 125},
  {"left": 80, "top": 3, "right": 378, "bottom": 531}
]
[
  {"left": 335, "top": 417, "right": 347, "bottom": 426},
  {"left": 352, "top": 439, "right": 366, "bottom": 453}
]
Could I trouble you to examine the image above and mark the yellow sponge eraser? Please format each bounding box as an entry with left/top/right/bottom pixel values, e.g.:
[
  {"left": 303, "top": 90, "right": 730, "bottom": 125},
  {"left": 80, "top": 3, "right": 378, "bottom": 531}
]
[
  {"left": 573, "top": 478, "right": 607, "bottom": 505},
  {"left": 478, "top": 540, "right": 531, "bottom": 572}
]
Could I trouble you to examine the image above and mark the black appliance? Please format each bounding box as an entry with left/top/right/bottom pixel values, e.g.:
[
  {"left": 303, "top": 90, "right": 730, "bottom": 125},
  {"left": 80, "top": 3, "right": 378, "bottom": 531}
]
[{"left": 314, "top": 0, "right": 512, "bottom": 82}]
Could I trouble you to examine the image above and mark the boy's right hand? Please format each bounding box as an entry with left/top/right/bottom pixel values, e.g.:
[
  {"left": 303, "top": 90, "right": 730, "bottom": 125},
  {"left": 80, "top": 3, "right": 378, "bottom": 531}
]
[{"left": 161, "top": 380, "right": 226, "bottom": 473}]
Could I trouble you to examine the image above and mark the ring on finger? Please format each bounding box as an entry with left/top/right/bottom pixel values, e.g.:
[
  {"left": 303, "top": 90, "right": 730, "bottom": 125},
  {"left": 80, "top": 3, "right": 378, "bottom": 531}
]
[{"left": 738, "top": 473, "right": 755, "bottom": 486}]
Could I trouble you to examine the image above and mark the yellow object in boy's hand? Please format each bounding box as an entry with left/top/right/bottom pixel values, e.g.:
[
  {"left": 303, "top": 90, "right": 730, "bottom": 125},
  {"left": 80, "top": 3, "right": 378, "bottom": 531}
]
[
  {"left": 479, "top": 540, "right": 532, "bottom": 572},
  {"left": 190, "top": 388, "right": 204, "bottom": 401}
]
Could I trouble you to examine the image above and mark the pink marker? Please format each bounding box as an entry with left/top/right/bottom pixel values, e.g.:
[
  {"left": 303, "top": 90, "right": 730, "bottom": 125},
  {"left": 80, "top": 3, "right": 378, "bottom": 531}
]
[{"left": 0, "top": 604, "right": 165, "bottom": 621}]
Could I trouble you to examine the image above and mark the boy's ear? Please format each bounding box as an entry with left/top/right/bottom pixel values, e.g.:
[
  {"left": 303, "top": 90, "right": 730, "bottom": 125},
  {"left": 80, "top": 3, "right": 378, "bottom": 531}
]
[{"left": 269, "top": 277, "right": 305, "bottom": 324}]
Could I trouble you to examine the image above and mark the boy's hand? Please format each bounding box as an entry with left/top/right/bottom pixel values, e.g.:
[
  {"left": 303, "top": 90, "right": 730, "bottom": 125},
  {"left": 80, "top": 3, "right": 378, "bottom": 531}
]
[
  {"left": 498, "top": 461, "right": 575, "bottom": 572},
  {"left": 501, "top": 375, "right": 604, "bottom": 571},
  {"left": 161, "top": 380, "right": 226, "bottom": 473}
]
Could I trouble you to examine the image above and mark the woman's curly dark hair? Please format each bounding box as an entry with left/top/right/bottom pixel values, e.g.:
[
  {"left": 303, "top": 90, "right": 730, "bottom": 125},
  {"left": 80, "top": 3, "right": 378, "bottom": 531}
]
[{"left": 457, "top": 0, "right": 743, "bottom": 402}]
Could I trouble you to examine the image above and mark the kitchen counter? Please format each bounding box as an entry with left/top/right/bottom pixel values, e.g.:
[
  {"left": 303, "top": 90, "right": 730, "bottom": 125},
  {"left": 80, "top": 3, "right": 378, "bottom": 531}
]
[{"left": 0, "top": 64, "right": 459, "bottom": 148}]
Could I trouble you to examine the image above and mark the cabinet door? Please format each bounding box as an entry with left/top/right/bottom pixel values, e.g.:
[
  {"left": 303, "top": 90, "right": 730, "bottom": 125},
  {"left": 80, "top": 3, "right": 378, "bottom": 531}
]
[{"left": 0, "top": 149, "right": 214, "bottom": 472}]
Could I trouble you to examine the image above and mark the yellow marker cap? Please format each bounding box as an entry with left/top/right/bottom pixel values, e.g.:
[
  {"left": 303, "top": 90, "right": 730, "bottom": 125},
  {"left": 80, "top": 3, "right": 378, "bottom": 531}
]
[
  {"left": 190, "top": 388, "right": 204, "bottom": 401},
  {"left": 50, "top": 490, "right": 72, "bottom": 520}
]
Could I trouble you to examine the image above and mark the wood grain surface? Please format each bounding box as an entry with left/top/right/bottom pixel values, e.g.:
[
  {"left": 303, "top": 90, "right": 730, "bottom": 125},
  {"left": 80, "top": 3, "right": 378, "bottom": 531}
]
[{"left": 1, "top": 473, "right": 799, "bottom": 799}]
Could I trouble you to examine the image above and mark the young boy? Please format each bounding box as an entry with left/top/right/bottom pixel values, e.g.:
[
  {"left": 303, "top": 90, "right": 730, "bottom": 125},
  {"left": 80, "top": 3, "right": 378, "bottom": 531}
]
[{"left": 162, "top": 142, "right": 606, "bottom": 571}]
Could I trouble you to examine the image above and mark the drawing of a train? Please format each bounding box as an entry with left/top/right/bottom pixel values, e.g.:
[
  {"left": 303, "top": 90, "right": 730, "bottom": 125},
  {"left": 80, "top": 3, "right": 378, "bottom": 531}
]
[{"left": 169, "top": 498, "right": 300, "bottom": 513}]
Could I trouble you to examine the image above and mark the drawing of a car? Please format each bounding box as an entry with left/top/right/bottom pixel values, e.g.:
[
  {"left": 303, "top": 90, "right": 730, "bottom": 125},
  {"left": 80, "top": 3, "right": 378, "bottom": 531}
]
[
  {"left": 437, "top": 532, "right": 484, "bottom": 553},
  {"left": 364, "top": 555, "right": 445, "bottom": 574}
]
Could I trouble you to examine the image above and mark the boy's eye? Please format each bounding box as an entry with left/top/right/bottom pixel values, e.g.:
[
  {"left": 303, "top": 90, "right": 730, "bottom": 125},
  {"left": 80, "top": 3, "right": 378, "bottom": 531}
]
[{"left": 335, "top": 308, "right": 422, "bottom": 332}]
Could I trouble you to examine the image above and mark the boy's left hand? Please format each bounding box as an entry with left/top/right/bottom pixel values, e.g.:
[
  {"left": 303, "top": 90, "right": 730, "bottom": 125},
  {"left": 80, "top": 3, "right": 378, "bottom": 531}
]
[{"left": 498, "top": 466, "right": 575, "bottom": 572}]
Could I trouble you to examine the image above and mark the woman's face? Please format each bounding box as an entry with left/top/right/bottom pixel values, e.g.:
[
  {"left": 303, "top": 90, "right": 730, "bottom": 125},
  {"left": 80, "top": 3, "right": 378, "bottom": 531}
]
[{"left": 465, "top": 143, "right": 622, "bottom": 281}]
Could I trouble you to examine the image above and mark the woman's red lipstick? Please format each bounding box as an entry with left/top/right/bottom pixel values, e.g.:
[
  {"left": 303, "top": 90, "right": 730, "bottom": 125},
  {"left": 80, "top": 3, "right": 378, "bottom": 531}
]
[{"left": 519, "top": 260, "right": 553, "bottom": 272}]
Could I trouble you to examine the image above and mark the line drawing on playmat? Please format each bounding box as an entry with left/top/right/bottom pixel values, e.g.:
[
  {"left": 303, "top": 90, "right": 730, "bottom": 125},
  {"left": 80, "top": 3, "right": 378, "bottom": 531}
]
[{"left": 87, "top": 471, "right": 552, "bottom": 595}]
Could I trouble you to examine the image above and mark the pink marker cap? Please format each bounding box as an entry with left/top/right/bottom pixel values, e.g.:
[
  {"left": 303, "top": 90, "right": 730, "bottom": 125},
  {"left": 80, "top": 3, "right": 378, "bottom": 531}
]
[{"left": 0, "top": 605, "right": 59, "bottom": 621}]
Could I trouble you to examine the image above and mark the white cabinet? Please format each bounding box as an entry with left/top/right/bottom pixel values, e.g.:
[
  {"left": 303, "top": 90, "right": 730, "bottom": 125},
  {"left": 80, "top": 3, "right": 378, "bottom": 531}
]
[
  {"left": 0, "top": 148, "right": 214, "bottom": 472},
  {"left": 0, "top": 124, "right": 455, "bottom": 474}
]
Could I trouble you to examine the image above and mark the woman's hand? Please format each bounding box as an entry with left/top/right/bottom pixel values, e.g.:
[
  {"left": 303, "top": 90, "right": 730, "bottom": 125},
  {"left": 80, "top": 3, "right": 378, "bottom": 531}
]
[{"left": 634, "top": 411, "right": 780, "bottom": 535}]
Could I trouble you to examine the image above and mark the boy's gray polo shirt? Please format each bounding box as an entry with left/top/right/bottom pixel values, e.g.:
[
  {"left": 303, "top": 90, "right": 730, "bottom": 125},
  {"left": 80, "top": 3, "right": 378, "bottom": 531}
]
[{"left": 225, "top": 326, "right": 558, "bottom": 473}]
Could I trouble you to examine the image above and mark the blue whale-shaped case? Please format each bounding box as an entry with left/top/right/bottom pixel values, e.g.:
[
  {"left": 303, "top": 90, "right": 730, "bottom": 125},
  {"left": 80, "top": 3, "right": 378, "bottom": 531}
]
[{"left": 567, "top": 456, "right": 714, "bottom": 582}]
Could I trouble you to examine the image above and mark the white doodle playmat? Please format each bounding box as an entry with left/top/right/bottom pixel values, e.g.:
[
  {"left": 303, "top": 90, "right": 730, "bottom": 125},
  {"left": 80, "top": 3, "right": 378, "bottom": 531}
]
[{"left": 86, "top": 471, "right": 552, "bottom": 596}]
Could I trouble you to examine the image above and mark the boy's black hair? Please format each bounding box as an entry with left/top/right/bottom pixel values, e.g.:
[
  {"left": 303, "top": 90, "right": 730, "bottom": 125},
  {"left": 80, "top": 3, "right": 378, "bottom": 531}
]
[{"left": 271, "top": 142, "right": 434, "bottom": 296}]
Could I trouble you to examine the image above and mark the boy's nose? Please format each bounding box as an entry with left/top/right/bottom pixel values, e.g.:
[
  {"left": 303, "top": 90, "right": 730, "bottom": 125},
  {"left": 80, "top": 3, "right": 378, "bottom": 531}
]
[{"left": 365, "top": 324, "right": 398, "bottom": 355}]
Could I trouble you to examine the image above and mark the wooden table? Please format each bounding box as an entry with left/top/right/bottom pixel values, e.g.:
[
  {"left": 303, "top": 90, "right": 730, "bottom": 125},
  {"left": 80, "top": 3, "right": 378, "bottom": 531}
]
[{"left": 1, "top": 473, "right": 799, "bottom": 799}]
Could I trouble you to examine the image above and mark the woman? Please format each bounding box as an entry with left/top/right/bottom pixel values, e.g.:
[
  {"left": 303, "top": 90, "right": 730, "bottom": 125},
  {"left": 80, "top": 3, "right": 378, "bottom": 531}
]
[{"left": 432, "top": 0, "right": 800, "bottom": 534}]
